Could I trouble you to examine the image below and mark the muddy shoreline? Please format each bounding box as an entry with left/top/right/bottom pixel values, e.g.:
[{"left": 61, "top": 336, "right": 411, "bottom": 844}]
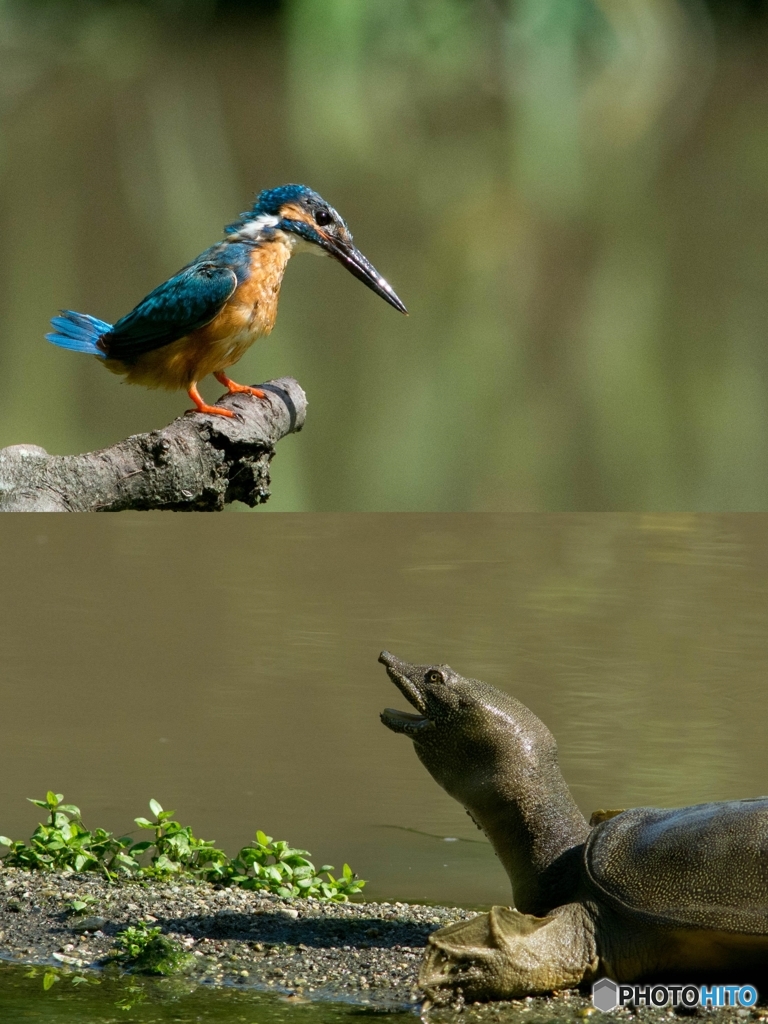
[
  {"left": 0, "top": 865, "right": 472, "bottom": 1008},
  {"left": 0, "top": 866, "right": 762, "bottom": 1023}
]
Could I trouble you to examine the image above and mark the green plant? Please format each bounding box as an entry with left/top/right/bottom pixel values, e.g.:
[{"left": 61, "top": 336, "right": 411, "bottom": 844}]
[
  {"left": 224, "top": 829, "right": 364, "bottom": 900},
  {"left": 0, "top": 793, "right": 365, "bottom": 901},
  {"left": 24, "top": 965, "right": 99, "bottom": 991},
  {"left": 115, "top": 981, "right": 146, "bottom": 1012},
  {"left": 67, "top": 894, "right": 97, "bottom": 915},
  {"left": 111, "top": 922, "right": 192, "bottom": 976},
  {"left": 0, "top": 793, "right": 138, "bottom": 879},
  {"left": 132, "top": 799, "right": 230, "bottom": 878}
]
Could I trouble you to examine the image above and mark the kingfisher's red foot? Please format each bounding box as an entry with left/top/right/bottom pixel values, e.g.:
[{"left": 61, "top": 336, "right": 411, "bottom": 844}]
[
  {"left": 214, "top": 372, "right": 266, "bottom": 399},
  {"left": 188, "top": 382, "right": 234, "bottom": 418}
]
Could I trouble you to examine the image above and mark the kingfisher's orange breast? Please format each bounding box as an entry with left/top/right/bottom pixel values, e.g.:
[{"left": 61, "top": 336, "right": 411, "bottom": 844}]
[{"left": 112, "top": 241, "right": 293, "bottom": 391}]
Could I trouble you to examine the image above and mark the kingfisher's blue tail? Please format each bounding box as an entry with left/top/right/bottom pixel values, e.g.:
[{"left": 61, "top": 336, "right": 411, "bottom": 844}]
[{"left": 46, "top": 311, "right": 112, "bottom": 357}]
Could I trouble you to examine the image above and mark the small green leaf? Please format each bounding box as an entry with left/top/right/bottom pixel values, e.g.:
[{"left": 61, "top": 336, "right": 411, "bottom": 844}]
[
  {"left": 0, "top": 836, "right": 12, "bottom": 846},
  {"left": 134, "top": 818, "right": 153, "bottom": 829},
  {"left": 149, "top": 799, "right": 163, "bottom": 818},
  {"left": 154, "top": 854, "right": 179, "bottom": 873},
  {"left": 43, "top": 970, "right": 59, "bottom": 991}
]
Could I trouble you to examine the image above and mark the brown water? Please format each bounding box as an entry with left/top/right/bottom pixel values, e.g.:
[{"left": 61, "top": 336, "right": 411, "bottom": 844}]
[
  {"left": 0, "top": 963, "right": 417, "bottom": 1023},
  {"left": 0, "top": 513, "right": 765, "bottom": 907}
]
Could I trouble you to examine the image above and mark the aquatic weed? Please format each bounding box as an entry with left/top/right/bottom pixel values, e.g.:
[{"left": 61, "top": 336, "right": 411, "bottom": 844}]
[
  {"left": 24, "top": 965, "right": 100, "bottom": 992},
  {"left": 111, "top": 923, "right": 192, "bottom": 976}
]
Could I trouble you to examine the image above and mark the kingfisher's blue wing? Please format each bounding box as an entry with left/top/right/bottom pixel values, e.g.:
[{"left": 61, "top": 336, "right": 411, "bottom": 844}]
[{"left": 102, "top": 261, "right": 238, "bottom": 361}]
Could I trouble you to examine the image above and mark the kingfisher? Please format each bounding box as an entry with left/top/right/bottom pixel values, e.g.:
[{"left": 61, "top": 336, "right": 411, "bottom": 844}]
[{"left": 47, "top": 184, "right": 407, "bottom": 418}]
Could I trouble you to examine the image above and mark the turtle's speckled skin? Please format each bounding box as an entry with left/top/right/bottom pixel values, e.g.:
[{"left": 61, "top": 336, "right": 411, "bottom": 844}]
[{"left": 378, "top": 652, "right": 768, "bottom": 1003}]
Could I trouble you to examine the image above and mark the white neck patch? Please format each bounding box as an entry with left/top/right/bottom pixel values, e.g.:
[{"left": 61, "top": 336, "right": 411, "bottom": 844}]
[
  {"left": 230, "top": 217, "right": 325, "bottom": 256},
  {"left": 233, "top": 213, "right": 280, "bottom": 240}
]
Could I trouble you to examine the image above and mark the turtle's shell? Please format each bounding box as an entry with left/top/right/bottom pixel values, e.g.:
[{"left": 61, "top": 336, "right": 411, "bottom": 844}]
[{"left": 584, "top": 798, "right": 768, "bottom": 932}]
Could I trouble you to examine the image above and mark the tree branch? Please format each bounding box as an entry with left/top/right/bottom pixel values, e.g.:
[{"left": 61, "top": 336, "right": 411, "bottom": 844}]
[{"left": 0, "top": 377, "right": 306, "bottom": 512}]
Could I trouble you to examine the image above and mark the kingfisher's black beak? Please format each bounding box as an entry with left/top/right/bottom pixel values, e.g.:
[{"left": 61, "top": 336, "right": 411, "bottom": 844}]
[{"left": 324, "top": 238, "right": 408, "bottom": 314}]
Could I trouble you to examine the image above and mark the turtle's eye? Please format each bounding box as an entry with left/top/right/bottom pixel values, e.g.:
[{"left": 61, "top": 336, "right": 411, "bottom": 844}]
[
  {"left": 315, "top": 208, "right": 333, "bottom": 226},
  {"left": 426, "top": 670, "right": 444, "bottom": 685}
]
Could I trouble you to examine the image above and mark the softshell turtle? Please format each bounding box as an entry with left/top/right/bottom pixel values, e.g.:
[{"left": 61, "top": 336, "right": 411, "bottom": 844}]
[{"left": 378, "top": 651, "right": 768, "bottom": 1002}]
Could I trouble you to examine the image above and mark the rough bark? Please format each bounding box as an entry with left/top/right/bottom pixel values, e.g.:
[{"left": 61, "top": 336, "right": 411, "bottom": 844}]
[{"left": 0, "top": 377, "right": 306, "bottom": 512}]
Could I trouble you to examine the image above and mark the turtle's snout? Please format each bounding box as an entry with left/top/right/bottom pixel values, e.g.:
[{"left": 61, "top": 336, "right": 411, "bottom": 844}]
[
  {"left": 378, "top": 650, "right": 416, "bottom": 688},
  {"left": 379, "top": 650, "right": 406, "bottom": 671},
  {"left": 378, "top": 650, "right": 428, "bottom": 718}
]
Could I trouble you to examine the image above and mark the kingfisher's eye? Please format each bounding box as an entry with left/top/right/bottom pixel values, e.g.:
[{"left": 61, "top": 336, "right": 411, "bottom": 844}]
[
  {"left": 427, "top": 670, "right": 444, "bottom": 684},
  {"left": 315, "top": 208, "right": 333, "bottom": 226}
]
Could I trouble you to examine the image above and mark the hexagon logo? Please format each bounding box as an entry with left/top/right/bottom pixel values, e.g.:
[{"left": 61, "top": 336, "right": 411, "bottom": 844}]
[{"left": 592, "top": 978, "right": 619, "bottom": 1012}]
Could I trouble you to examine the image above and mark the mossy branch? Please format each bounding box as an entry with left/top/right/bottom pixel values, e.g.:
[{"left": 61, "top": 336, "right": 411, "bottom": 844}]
[{"left": 0, "top": 377, "right": 306, "bottom": 512}]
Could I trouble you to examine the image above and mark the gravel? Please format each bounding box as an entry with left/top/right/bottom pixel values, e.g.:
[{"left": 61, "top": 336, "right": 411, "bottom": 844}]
[
  {"left": 0, "top": 864, "right": 470, "bottom": 1009},
  {"left": 0, "top": 866, "right": 764, "bottom": 1024}
]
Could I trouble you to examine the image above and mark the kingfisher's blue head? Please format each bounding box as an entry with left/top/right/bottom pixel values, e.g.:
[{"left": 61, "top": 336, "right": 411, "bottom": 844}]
[{"left": 225, "top": 184, "right": 407, "bottom": 314}]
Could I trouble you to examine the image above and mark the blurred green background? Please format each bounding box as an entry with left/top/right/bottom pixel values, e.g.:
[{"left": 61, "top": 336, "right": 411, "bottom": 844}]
[{"left": 2, "top": 0, "right": 768, "bottom": 510}]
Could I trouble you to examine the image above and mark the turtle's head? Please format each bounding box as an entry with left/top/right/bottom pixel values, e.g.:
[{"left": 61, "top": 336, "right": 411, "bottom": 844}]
[
  {"left": 379, "top": 651, "right": 591, "bottom": 912},
  {"left": 379, "top": 650, "right": 559, "bottom": 814}
]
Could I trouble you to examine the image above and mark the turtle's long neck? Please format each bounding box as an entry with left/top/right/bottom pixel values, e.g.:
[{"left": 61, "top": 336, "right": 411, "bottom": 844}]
[
  {"left": 418, "top": 692, "right": 590, "bottom": 917},
  {"left": 472, "top": 751, "right": 590, "bottom": 915}
]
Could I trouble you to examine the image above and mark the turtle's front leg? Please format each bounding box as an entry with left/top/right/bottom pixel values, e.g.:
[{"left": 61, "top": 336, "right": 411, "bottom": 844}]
[{"left": 420, "top": 903, "right": 598, "bottom": 1004}]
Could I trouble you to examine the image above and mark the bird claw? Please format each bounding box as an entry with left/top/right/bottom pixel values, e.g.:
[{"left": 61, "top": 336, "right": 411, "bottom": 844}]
[
  {"left": 233, "top": 384, "right": 267, "bottom": 399},
  {"left": 187, "top": 404, "right": 235, "bottom": 419},
  {"left": 213, "top": 373, "right": 267, "bottom": 400}
]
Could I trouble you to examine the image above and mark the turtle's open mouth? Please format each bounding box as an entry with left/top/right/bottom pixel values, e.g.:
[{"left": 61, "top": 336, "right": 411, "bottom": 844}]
[
  {"left": 379, "top": 650, "right": 434, "bottom": 736},
  {"left": 380, "top": 707, "right": 433, "bottom": 735}
]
